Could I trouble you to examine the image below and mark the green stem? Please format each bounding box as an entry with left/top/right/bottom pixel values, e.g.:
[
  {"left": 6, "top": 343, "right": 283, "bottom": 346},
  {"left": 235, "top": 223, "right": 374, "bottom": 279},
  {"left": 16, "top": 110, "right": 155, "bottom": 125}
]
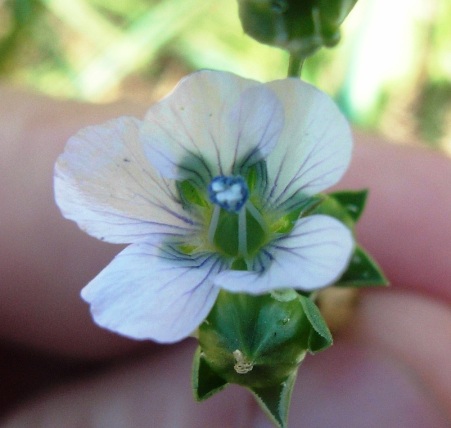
[{"left": 287, "top": 54, "right": 304, "bottom": 78}]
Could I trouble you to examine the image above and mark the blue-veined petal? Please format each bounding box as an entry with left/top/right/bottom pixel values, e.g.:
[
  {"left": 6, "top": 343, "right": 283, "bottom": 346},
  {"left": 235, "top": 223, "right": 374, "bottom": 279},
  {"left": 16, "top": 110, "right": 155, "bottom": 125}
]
[
  {"left": 54, "top": 116, "right": 200, "bottom": 244},
  {"left": 140, "top": 71, "right": 284, "bottom": 185},
  {"left": 264, "top": 79, "right": 352, "bottom": 213},
  {"left": 81, "top": 243, "right": 223, "bottom": 343},
  {"left": 213, "top": 215, "right": 354, "bottom": 293}
]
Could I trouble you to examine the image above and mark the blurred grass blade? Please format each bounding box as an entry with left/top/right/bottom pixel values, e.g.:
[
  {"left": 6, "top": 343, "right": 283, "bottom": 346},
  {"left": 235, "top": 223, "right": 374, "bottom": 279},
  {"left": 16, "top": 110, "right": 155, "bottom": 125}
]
[
  {"left": 41, "top": 0, "right": 120, "bottom": 45},
  {"left": 73, "top": 0, "right": 208, "bottom": 100}
]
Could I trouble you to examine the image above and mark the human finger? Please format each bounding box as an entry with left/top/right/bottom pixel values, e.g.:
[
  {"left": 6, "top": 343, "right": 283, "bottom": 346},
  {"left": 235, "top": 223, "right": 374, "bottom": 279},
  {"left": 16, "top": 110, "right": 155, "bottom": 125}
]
[
  {"left": 0, "top": 87, "right": 146, "bottom": 358},
  {"left": 2, "top": 292, "right": 449, "bottom": 427},
  {"left": 340, "top": 134, "right": 451, "bottom": 304}
]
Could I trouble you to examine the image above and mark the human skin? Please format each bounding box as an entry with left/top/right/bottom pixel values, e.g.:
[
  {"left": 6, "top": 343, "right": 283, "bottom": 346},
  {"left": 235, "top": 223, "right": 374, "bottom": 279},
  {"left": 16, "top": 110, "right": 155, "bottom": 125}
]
[{"left": 0, "top": 85, "right": 450, "bottom": 427}]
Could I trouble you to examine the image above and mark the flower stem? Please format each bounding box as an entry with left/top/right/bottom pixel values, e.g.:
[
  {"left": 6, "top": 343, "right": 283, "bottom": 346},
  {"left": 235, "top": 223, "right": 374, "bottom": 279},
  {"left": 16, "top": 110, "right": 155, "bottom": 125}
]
[{"left": 287, "top": 54, "right": 304, "bottom": 78}]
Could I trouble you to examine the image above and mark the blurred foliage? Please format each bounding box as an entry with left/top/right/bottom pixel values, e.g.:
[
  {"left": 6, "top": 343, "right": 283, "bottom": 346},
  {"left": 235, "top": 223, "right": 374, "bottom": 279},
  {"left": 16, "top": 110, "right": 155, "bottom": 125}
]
[{"left": 0, "top": 0, "right": 450, "bottom": 152}]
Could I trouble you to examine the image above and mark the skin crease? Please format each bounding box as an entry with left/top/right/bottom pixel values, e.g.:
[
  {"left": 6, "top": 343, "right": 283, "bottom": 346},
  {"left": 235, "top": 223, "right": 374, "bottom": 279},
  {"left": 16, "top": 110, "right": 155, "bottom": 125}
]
[{"left": 0, "top": 84, "right": 450, "bottom": 427}]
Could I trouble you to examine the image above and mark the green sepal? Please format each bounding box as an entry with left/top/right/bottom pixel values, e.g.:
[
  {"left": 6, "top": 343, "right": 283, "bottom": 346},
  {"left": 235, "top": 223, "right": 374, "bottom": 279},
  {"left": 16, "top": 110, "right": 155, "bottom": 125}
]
[
  {"left": 245, "top": 159, "right": 268, "bottom": 194},
  {"left": 298, "top": 295, "right": 333, "bottom": 353},
  {"left": 192, "top": 347, "right": 228, "bottom": 401},
  {"left": 249, "top": 370, "right": 298, "bottom": 428},
  {"left": 328, "top": 189, "right": 368, "bottom": 222},
  {"left": 310, "top": 193, "right": 355, "bottom": 231},
  {"left": 273, "top": 195, "right": 324, "bottom": 234},
  {"left": 309, "top": 189, "right": 368, "bottom": 231},
  {"left": 176, "top": 179, "right": 207, "bottom": 210},
  {"left": 198, "top": 291, "right": 309, "bottom": 388},
  {"left": 317, "top": 0, "right": 358, "bottom": 46},
  {"left": 336, "top": 245, "right": 389, "bottom": 288},
  {"left": 299, "top": 194, "right": 326, "bottom": 216}
]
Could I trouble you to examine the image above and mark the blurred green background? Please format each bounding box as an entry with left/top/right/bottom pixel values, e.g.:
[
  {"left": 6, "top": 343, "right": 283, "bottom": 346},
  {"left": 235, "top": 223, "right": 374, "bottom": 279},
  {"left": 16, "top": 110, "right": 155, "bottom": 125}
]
[{"left": 1, "top": 0, "right": 450, "bottom": 152}]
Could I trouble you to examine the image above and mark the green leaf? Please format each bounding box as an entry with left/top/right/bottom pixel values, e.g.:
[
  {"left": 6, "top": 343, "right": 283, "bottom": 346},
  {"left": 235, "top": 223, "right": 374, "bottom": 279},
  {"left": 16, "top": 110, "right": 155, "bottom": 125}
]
[
  {"left": 249, "top": 370, "right": 298, "bottom": 428},
  {"left": 298, "top": 295, "right": 333, "bottom": 353},
  {"left": 329, "top": 189, "right": 368, "bottom": 222},
  {"left": 192, "top": 347, "right": 228, "bottom": 401},
  {"left": 336, "top": 245, "right": 389, "bottom": 287}
]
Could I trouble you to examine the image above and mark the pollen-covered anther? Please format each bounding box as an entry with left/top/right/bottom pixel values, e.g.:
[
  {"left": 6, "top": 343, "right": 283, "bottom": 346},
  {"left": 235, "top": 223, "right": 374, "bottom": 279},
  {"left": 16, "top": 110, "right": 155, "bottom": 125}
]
[{"left": 208, "top": 176, "right": 248, "bottom": 212}]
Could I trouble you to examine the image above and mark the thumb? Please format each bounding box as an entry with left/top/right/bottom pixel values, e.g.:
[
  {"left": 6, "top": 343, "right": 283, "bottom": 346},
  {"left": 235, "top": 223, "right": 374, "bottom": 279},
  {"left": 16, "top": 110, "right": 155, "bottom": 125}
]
[{"left": 0, "top": 341, "right": 258, "bottom": 428}]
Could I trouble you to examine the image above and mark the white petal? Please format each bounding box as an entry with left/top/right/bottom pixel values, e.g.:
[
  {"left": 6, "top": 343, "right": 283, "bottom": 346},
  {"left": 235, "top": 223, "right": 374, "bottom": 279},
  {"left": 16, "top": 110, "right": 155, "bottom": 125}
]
[
  {"left": 81, "top": 244, "right": 222, "bottom": 343},
  {"left": 140, "top": 70, "right": 284, "bottom": 183},
  {"left": 264, "top": 79, "right": 352, "bottom": 212},
  {"left": 214, "top": 215, "right": 354, "bottom": 293},
  {"left": 54, "top": 116, "right": 199, "bottom": 244}
]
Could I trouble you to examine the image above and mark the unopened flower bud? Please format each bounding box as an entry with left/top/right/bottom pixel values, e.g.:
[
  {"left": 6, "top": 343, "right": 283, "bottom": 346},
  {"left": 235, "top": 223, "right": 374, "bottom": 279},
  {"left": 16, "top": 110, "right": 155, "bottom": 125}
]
[{"left": 237, "top": 0, "right": 358, "bottom": 58}]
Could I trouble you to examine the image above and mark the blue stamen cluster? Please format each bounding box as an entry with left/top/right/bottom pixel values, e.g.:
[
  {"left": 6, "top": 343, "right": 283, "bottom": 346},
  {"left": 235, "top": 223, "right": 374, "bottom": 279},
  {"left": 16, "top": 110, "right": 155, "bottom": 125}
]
[{"left": 208, "top": 176, "right": 249, "bottom": 212}]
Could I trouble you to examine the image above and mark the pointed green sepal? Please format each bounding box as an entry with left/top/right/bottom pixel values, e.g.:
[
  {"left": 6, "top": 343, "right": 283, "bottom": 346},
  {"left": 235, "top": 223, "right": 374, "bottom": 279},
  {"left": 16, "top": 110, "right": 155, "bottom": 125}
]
[
  {"left": 299, "top": 194, "right": 326, "bottom": 216},
  {"left": 329, "top": 189, "right": 368, "bottom": 222},
  {"left": 176, "top": 179, "right": 208, "bottom": 210},
  {"left": 310, "top": 193, "right": 355, "bottom": 230},
  {"left": 198, "top": 291, "right": 310, "bottom": 388},
  {"left": 310, "top": 189, "right": 368, "bottom": 232},
  {"left": 336, "top": 245, "right": 389, "bottom": 287},
  {"left": 249, "top": 370, "right": 298, "bottom": 428},
  {"left": 245, "top": 159, "right": 268, "bottom": 194},
  {"left": 273, "top": 195, "right": 324, "bottom": 234},
  {"left": 298, "top": 295, "right": 333, "bottom": 353},
  {"left": 192, "top": 347, "right": 228, "bottom": 401}
]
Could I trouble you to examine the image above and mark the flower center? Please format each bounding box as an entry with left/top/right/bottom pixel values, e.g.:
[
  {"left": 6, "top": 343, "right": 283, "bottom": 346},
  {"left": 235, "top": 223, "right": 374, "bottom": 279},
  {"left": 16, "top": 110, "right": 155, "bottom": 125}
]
[
  {"left": 207, "top": 175, "right": 268, "bottom": 263},
  {"left": 208, "top": 176, "right": 248, "bottom": 212}
]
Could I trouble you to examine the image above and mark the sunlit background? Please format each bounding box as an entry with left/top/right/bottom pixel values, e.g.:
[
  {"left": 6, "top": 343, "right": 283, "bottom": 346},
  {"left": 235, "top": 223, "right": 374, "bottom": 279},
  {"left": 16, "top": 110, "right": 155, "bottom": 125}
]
[{"left": 1, "top": 0, "right": 450, "bottom": 152}]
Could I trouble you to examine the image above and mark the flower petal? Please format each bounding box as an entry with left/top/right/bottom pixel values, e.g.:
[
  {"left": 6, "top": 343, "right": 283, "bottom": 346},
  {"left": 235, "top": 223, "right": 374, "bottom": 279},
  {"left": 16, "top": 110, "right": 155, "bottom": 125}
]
[
  {"left": 214, "top": 215, "right": 354, "bottom": 293},
  {"left": 140, "top": 70, "right": 284, "bottom": 184},
  {"left": 81, "top": 244, "right": 222, "bottom": 343},
  {"left": 54, "top": 116, "right": 199, "bottom": 244},
  {"left": 264, "top": 79, "right": 352, "bottom": 213}
]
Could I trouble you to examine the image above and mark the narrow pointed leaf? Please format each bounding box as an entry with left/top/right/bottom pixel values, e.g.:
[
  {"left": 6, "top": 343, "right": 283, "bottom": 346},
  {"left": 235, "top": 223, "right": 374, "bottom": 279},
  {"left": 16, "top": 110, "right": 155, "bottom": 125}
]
[
  {"left": 310, "top": 194, "right": 355, "bottom": 230},
  {"left": 336, "top": 245, "right": 389, "bottom": 287},
  {"left": 192, "top": 347, "right": 228, "bottom": 401},
  {"left": 298, "top": 295, "right": 333, "bottom": 353},
  {"left": 249, "top": 370, "right": 298, "bottom": 428},
  {"left": 329, "top": 189, "right": 368, "bottom": 222}
]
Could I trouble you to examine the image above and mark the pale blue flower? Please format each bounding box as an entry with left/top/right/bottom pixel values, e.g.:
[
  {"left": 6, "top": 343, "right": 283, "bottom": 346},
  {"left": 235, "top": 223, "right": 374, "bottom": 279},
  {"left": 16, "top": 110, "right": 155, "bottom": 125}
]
[{"left": 54, "top": 71, "right": 353, "bottom": 343}]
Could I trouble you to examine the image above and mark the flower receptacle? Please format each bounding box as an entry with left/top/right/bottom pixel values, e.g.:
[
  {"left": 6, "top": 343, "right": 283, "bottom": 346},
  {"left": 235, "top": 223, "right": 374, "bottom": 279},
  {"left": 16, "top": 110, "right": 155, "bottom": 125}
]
[{"left": 194, "top": 290, "right": 334, "bottom": 427}]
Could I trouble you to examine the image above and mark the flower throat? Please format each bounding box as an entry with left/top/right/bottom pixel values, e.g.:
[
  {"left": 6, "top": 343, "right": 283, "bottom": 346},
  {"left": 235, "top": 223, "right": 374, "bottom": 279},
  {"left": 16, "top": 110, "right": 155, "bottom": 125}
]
[
  {"left": 176, "top": 166, "right": 271, "bottom": 266},
  {"left": 207, "top": 175, "right": 268, "bottom": 263}
]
